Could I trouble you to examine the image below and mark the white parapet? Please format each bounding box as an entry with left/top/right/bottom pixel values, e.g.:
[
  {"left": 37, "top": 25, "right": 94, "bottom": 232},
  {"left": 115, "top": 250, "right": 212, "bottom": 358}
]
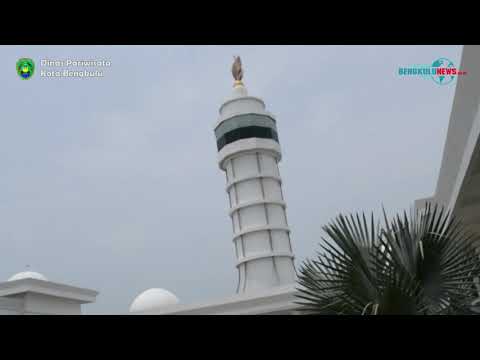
[
  {"left": 0, "top": 277, "right": 98, "bottom": 315},
  {"left": 131, "top": 284, "right": 299, "bottom": 315}
]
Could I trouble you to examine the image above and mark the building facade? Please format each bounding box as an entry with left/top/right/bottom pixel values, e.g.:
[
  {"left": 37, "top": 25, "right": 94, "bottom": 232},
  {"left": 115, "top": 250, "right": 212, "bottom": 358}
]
[{"left": 1, "top": 46, "right": 479, "bottom": 315}]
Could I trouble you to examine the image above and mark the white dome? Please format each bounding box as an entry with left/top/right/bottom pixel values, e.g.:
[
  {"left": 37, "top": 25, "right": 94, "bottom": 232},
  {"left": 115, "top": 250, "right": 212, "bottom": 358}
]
[
  {"left": 129, "top": 288, "right": 179, "bottom": 313},
  {"left": 8, "top": 271, "right": 48, "bottom": 282}
]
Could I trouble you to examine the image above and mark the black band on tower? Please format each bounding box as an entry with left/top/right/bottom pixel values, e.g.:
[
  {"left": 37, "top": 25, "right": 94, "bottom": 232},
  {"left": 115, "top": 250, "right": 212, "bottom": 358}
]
[
  {"left": 215, "top": 113, "right": 279, "bottom": 151},
  {"left": 216, "top": 126, "right": 279, "bottom": 151}
]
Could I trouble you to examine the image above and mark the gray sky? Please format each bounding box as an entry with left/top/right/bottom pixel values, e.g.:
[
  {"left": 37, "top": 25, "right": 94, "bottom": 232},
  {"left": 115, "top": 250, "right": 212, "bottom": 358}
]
[{"left": 0, "top": 45, "right": 462, "bottom": 314}]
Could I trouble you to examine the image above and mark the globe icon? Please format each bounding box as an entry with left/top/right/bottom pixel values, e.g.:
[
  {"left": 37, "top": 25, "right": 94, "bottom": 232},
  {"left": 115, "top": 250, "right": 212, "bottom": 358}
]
[{"left": 431, "top": 58, "right": 456, "bottom": 85}]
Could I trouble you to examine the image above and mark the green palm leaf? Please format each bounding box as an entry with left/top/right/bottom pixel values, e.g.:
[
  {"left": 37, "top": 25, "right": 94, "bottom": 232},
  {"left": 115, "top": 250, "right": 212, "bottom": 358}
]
[{"left": 296, "top": 203, "right": 480, "bottom": 315}]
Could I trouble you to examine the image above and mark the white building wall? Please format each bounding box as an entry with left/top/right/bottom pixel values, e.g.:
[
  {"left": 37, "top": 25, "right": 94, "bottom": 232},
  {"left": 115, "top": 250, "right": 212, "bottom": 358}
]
[
  {"left": 23, "top": 293, "right": 82, "bottom": 315},
  {"left": 0, "top": 297, "right": 23, "bottom": 315}
]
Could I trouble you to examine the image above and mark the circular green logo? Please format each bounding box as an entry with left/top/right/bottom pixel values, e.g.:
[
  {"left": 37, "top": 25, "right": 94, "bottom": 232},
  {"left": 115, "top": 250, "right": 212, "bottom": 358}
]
[{"left": 16, "top": 58, "right": 35, "bottom": 80}]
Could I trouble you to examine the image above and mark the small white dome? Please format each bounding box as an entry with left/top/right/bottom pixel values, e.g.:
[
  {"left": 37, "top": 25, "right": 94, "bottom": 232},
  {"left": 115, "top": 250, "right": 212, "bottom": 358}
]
[
  {"left": 8, "top": 271, "right": 48, "bottom": 282},
  {"left": 129, "top": 288, "right": 179, "bottom": 313}
]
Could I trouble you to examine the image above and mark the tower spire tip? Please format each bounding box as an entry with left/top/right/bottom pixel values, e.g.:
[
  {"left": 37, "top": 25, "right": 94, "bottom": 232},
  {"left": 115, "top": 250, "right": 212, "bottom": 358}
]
[{"left": 231, "top": 56, "right": 244, "bottom": 87}]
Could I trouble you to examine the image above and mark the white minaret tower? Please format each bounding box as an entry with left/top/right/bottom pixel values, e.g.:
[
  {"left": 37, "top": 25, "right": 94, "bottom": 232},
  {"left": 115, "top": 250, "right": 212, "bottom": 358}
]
[{"left": 214, "top": 57, "right": 296, "bottom": 293}]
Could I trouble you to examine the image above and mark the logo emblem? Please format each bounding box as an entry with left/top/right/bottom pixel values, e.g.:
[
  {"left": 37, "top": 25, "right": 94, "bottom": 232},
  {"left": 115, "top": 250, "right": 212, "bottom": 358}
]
[
  {"left": 430, "top": 58, "right": 456, "bottom": 85},
  {"left": 16, "top": 58, "right": 35, "bottom": 80},
  {"left": 398, "top": 57, "right": 466, "bottom": 86}
]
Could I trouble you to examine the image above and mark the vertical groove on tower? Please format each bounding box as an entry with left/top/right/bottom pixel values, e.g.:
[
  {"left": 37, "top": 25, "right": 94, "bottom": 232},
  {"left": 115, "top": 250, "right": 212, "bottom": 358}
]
[
  {"left": 243, "top": 263, "right": 248, "bottom": 292},
  {"left": 258, "top": 151, "right": 280, "bottom": 284},
  {"left": 275, "top": 157, "right": 295, "bottom": 263},
  {"left": 236, "top": 275, "right": 240, "bottom": 293}
]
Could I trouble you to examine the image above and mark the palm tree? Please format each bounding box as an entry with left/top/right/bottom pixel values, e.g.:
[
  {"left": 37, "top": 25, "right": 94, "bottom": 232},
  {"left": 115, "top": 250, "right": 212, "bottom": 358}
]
[{"left": 295, "top": 203, "right": 480, "bottom": 315}]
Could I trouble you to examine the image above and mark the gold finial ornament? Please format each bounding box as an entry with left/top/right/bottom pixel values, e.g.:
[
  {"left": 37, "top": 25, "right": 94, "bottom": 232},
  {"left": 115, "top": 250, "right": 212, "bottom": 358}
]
[{"left": 231, "top": 56, "right": 244, "bottom": 87}]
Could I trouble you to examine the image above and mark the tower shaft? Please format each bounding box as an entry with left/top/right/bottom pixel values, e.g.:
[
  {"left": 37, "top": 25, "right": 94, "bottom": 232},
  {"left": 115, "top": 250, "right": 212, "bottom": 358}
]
[{"left": 215, "top": 84, "right": 296, "bottom": 293}]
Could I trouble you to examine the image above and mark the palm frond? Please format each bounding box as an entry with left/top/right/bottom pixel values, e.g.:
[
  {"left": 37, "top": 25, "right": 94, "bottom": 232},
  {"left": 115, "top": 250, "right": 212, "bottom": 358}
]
[{"left": 296, "top": 203, "right": 480, "bottom": 315}]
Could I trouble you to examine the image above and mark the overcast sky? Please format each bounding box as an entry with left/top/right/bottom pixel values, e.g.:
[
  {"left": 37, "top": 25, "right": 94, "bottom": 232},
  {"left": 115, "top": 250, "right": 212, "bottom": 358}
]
[{"left": 0, "top": 45, "right": 463, "bottom": 314}]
